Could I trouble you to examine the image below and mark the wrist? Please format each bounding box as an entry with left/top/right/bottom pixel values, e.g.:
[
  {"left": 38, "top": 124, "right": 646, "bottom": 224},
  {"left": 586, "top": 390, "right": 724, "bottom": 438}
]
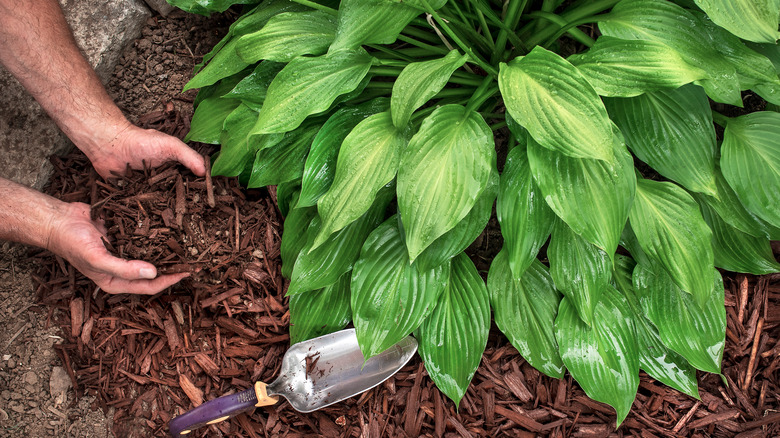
[
  {"left": 68, "top": 111, "right": 133, "bottom": 161},
  {"left": 0, "top": 177, "right": 70, "bottom": 250}
]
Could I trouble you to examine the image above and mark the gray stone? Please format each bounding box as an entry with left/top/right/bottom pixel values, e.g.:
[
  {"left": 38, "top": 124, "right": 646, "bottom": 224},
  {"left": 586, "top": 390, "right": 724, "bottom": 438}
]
[
  {"left": 144, "top": 0, "right": 176, "bottom": 17},
  {"left": 49, "top": 366, "right": 72, "bottom": 406},
  {"left": 23, "top": 371, "right": 38, "bottom": 386},
  {"left": 0, "top": 0, "right": 151, "bottom": 190}
]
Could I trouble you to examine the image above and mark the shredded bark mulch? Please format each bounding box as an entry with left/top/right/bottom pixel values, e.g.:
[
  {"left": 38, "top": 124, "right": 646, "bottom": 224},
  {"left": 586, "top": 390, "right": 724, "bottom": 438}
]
[{"left": 33, "top": 104, "right": 780, "bottom": 437}]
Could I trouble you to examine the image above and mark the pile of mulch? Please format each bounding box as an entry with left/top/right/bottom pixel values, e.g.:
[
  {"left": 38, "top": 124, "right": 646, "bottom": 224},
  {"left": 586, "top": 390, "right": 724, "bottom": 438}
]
[{"left": 32, "top": 104, "right": 780, "bottom": 438}]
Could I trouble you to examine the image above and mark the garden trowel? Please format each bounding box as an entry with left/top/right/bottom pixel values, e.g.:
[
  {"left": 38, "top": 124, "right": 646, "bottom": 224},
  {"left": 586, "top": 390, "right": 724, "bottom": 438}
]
[{"left": 168, "top": 328, "right": 417, "bottom": 437}]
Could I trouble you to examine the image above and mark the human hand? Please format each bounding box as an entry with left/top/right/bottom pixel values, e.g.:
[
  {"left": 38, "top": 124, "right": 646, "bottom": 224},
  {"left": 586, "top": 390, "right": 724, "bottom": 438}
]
[
  {"left": 46, "top": 202, "right": 189, "bottom": 295},
  {"left": 84, "top": 121, "right": 207, "bottom": 179}
]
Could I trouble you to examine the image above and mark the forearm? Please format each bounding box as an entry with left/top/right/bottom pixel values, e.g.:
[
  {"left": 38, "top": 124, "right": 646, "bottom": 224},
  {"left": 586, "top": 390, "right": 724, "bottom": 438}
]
[
  {"left": 0, "top": 0, "right": 130, "bottom": 154},
  {"left": 0, "top": 176, "right": 64, "bottom": 250}
]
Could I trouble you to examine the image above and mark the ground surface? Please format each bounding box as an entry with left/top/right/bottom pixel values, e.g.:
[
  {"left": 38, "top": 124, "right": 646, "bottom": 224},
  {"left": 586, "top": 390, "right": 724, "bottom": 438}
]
[
  {"left": 1, "top": 6, "right": 779, "bottom": 438},
  {"left": 0, "top": 10, "right": 229, "bottom": 438}
]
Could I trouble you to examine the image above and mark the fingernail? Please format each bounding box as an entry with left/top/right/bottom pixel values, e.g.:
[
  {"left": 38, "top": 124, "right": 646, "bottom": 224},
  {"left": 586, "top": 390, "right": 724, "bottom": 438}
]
[{"left": 140, "top": 267, "right": 156, "bottom": 279}]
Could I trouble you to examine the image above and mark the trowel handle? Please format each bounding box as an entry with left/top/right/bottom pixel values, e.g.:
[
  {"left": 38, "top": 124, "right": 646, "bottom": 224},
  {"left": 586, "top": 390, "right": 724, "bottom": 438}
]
[{"left": 169, "top": 382, "right": 278, "bottom": 437}]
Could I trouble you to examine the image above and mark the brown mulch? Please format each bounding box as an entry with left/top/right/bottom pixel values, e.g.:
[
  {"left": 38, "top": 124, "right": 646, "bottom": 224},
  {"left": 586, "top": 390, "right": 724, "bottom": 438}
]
[{"left": 32, "top": 104, "right": 780, "bottom": 438}]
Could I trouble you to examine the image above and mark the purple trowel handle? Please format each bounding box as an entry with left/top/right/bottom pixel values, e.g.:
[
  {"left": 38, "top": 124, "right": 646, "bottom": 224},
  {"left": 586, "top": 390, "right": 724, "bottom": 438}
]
[{"left": 169, "top": 387, "right": 259, "bottom": 437}]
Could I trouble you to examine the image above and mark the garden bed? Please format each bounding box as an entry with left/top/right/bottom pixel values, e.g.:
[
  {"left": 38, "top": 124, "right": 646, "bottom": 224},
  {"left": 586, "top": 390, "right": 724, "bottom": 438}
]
[{"left": 30, "top": 7, "right": 780, "bottom": 438}]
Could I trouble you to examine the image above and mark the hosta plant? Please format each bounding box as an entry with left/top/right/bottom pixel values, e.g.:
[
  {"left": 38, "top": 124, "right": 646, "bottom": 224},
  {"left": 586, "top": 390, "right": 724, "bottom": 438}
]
[{"left": 170, "top": 0, "right": 780, "bottom": 425}]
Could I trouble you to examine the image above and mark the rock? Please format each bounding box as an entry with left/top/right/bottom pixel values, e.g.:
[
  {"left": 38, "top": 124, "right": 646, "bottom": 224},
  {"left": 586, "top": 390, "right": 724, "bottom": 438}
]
[
  {"left": 49, "top": 366, "right": 72, "bottom": 406},
  {"left": 23, "top": 371, "right": 38, "bottom": 386},
  {"left": 144, "top": 0, "right": 176, "bottom": 17},
  {"left": 0, "top": 0, "right": 151, "bottom": 190}
]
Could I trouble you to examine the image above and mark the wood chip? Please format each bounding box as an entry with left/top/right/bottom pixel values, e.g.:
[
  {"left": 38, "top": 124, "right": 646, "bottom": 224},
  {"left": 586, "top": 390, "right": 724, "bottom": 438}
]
[
  {"left": 163, "top": 317, "right": 181, "bottom": 351},
  {"left": 70, "top": 298, "right": 84, "bottom": 338},
  {"left": 179, "top": 374, "right": 203, "bottom": 407},
  {"left": 687, "top": 409, "right": 741, "bottom": 429}
]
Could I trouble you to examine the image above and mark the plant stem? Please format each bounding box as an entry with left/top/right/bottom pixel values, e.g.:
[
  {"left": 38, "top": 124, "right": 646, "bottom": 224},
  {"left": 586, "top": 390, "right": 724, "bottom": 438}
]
[
  {"left": 288, "top": 0, "right": 338, "bottom": 15},
  {"left": 369, "top": 67, "right": 403, "bottom": 77},
  {"left": 449, "top": 76, "right": 485, "bottom": 86},
  {"left": 368, "top": 45, "right": 416, "bottom": 63},
  {"left": 467, "top": 0, "right": 527, "bottom": 53},
  {"left": 475, "top": 9, "right": 495, "bottom": 47},
  {"left": 365, "top": 82, "right": 395, "bottom": 89},
  {"left": 402, "top": 26, "right": 444, "bottom": 44},
  {"left": 712, "top": 111, "right": 731, "bottom": 127},
  {"left": 465, "top": 76, "right": 496, "bottom": 113},
  {"left": 397, "top": 35, "right": 450, "bottom": 55},
  {"left": 490, "top": 120, "right": 508, "bottom": 131},
  {"left": 491, "top": 0, "right": 527, "bottom": 64},
  {"left": 419, "top": 0, "right": 499, "bottom": 77},
  {"left": 521, "top": 0, "right": 619, "bottom": 48},
  {"left": 525, "top": 11, "right": 597, "bottom": 47}
]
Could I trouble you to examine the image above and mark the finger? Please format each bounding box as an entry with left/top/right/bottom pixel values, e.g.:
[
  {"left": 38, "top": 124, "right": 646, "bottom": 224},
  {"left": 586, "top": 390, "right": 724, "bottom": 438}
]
[
  {"left": 101, "top": 272, "right": 190, "bottom": 295},
  {"left": 93, "top": 217, "right": 108, "bottom": 236},
  {"left": 90, "top": 250, "right": 159, "bottom": 281},
  {"left": 169, "top": 139, "right": 207, "bottom": 177}
]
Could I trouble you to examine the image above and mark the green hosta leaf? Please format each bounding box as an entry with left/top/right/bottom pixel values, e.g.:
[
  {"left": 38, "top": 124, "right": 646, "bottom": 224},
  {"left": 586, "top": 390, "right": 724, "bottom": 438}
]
[
  {"left": 251, "top": 49, "right": 373, "bottom": 135},
  {"left": 569, "top": 36, "right": 706, "bottom": 97},
  {"left": 415, "top": 168, "right": 498, "bottom": 272},
  {"left": 692, "top": 167, "right": 780, "bottom": 240},
  {"left": 391, "top": 50, "right": 469, "bottom": 129},
  {"left": 182, "top": 0, "right": 294, "bottom": 88},
  {"left": 398, "top": 105, "right": 496, "bottom": 262},
  {"left": 185, "top": 97, "right": 240, "bottom": 144},
  {"left": 236, "top": 11, "right": 337, "bottom": 63},
  {"left": 352, "top": 218, "right": 450, "bottom": 359},
  {"left": 417, "top": 253, "right": 490, "bottom": 407},
  {"left": 555, "top": 286, "right": 639, "bottom": 426},
  {"left": 499, "top": 46, "right": 614, "bottom": 161},
  {"left": 699, "top": 202, "right": 780, "bottom": 275},
  {"left": 488, "top": 252, "right": 565, "bottom": 378},
  {"left": 222, "top": 61, "right": 285, "bottom": 111},
  {"left": 288, "top": 187, "right": 392, "bottom": 295},
  {"left": 280, "top": 196, "right": 317, "bottom": 279},
  {"left": 276, "top": 178, "right": 301, "bottom": 218},
  {"left": 604, "top": 84, "right": 717, "bottom": 196},
  {"left": 720, "top": 112, "right": 780, "bottom": 229},
  {"left": 612, "top": 256, "right": 700, "bottom": 399},
  {"left": 750, "top": 42, "right": 780, "bottom": 104},
  {"left": 749, "top": 41, "right": 780, "bottom": 72},
  {"left": 693, "top": 0, "right": 780, "bottom": 43},
  {"left": 400, "top": 0, "right": 448, "bottom": 9},
  {"left": 497, "top": 145, "right": 554, "bottom": 280},
  {"left": 212, "top": 104, "right": 259, "bottom": 176},
  {"left": 298, "top": 99, "right": 390, "bottom": 209},
  {"left": 187, "top": 1, "right": 307, "bottom": 70},
  {"left": 168, "top": 0, "right": 258, "bottom": 15},
  {"left": 599, "top": 0, "right": 742, "bottom": 106},
  {"left": 528, "top": 132, "right": 636, "bottom": 257},
  {"left": 248, "top": 123, "right": 319, "bottom": 188},
  {"left": 329, "top": 0, "right": 420, "bottom": 52},
  {"left": 548, "top": 220, "right": 612, "bottom": 327},
  {"left": 314, "top": 112, "right": 410, "bottom": 247},
  {"left": 505, "top": 113, "right": 528, "bottom": 148},
  {"left": 633, "top": 262, "right": 725, "bottom": 374},
  {"left": 628, "top": 178, "right": 714, "bottom": 307},
  {"left": 184, "top": 38, "right": 250, "bottom": 90},
  {"left": 192, "top": 69, "right": 248, "bottom": 109},
  {"left": 289, "top": 273, "right": 352, "bottom": 344},
  {"left": 695, "top": 13, "right": 780, "bottom": 91}
]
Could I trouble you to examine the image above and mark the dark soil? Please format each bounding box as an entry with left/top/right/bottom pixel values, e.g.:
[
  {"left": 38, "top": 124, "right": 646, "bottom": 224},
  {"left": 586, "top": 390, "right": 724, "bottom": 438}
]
[{"left": 28, "top": 7, "right": 780, "bottom": 438}]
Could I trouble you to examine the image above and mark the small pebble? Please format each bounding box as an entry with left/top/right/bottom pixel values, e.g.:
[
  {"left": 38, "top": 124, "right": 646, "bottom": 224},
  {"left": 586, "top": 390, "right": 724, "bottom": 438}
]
[{"left": 24, "top": 371, "right": 38, "bottom": 386}]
